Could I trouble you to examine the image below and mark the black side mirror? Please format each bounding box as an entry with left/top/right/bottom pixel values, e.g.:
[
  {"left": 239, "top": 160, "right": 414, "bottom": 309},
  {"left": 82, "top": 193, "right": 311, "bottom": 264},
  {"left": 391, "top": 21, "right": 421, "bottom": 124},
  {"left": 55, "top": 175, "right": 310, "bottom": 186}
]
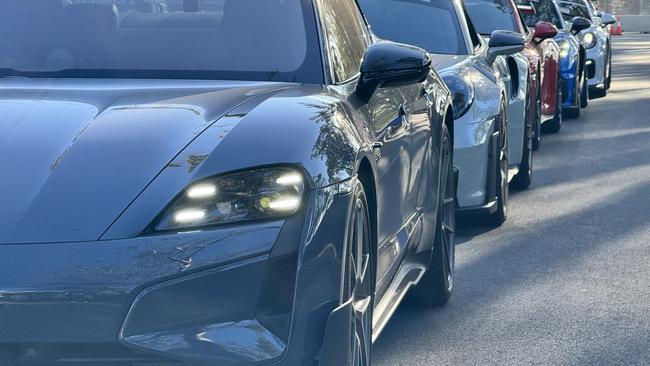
[
  {"left": 356, "top": 42, "right": 431, "bottom": 103},
  {"left": 571, "top": 16, "right": 592, "bottom": 34},
  {"left": 600, "top": 12, "right": 616, "bottom": 25},
  {"left": 486, "top": 30, "right": 525, "bottom": 65}
]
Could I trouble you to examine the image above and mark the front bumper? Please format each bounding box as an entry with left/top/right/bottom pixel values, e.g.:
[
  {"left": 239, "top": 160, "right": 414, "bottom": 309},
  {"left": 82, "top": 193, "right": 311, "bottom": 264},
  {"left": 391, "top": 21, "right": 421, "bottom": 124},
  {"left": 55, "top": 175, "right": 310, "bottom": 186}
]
[
  {"left": 587, "top": 45, "right": 607, "bottom": 87},
  {"left": 454, "top": 117, "right": 495, "bottom": 209},
  {"left": 0, "top": 187, "right": 353, "bottom": 365}
]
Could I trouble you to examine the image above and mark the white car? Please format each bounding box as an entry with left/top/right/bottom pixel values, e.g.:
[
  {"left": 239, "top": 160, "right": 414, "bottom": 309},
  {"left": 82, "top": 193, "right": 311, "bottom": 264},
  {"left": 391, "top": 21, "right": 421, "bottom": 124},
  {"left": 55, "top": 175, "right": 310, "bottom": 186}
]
[
  {"left": 558, "top": 0, "right": 616, "bottom": 98},
  {"left": 359, "top": 0, "right": 532, "bottom": 226}
]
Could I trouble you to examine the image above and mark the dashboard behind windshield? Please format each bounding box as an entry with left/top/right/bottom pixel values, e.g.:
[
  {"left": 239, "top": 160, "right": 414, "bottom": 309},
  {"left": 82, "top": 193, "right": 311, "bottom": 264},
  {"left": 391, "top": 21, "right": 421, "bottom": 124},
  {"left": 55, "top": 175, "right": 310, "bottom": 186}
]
[
  {"left": 516, "top": 0, "right": 564, "bottom": 29},
  {"left": 358, "top": 0, "right": 468, "bottom": 55},
  {"left": 0, "top": 0, "right": 323, "bottom": 83},
  {"left": 465, "top": 0, "right": 524, "bottom": 35},
  {"left": 557, "top": 0, "right": 593, "bottom": 22}
]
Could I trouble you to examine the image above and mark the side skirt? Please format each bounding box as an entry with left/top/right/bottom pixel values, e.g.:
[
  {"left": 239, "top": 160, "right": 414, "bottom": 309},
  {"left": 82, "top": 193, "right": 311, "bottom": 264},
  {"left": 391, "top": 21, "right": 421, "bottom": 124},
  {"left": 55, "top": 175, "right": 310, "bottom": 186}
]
[{"left": 371, "top": 261, "right": 426, "bottom": 343}]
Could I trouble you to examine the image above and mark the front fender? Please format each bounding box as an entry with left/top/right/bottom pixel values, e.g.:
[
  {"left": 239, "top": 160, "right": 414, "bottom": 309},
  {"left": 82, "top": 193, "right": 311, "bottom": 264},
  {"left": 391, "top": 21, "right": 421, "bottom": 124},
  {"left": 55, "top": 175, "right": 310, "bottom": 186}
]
[
  {"left": 201, "top": 89, "right": 364, "bottom": 188},
  {"left": 103, "top": 86, "right": 367, "bottom": 239}
]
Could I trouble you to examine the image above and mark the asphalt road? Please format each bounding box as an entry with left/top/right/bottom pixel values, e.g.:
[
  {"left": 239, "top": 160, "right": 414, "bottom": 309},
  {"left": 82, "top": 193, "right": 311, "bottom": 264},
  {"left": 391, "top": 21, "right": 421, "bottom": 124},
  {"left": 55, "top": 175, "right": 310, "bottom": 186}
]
[{"left": 374, "top": 34, "right": 650, "bottom": 366}]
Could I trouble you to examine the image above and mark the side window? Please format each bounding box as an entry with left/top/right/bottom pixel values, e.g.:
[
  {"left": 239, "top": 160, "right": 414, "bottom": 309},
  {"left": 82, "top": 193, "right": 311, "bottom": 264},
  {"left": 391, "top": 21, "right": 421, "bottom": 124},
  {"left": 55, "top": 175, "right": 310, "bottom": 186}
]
[
  {"left": 317, "top": 0, "right": 370, "bottom": 83},
  {"left": 515, "top": 5, "right": 532, "bottom": 35},
  {"left": 463, "top": 9, "right": 483, "bottom": 51}
]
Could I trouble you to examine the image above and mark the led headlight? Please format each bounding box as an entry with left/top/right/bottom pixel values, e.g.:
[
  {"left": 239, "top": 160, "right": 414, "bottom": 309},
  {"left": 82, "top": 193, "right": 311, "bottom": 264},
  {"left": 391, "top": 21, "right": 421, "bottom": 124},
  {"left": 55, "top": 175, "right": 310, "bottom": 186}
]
[
  {"left": 559, "top": 40, "right": 571, "bottom": 58},
  {"left": 582, "top": 32, "right": 596, "bottom": 49},
  {"left": 155, "top": 167, "right": 304, "bottom": 231},
  {"left": 442, "top": 74, "right": 475, "bottom": 119}
]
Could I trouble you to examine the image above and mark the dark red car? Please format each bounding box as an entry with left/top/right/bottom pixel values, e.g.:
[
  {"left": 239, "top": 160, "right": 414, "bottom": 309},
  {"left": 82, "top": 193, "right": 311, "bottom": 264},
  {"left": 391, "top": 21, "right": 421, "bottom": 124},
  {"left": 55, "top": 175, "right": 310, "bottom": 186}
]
[{"left": 465, "top": 0, "right": 561, "bottom": 149}]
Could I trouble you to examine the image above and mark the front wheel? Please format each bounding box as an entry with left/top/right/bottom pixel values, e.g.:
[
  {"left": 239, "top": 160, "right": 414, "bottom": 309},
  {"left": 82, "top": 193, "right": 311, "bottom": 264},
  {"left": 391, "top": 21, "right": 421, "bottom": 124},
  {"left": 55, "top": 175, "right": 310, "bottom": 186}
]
[
  {"left": 511, "top": 97, "right": 533, "bottom": 190},
  {"left": 532, "top": 77, "right": 542, "bottom": 151},
  {"left": 564, "top": 73, "right": 582, "bottom": 119},
  {"left": 591, "top": 56, "right": 610, "bottom": 98},
  {"left": 580, "top": 64, "right": 589, "bottom": 108},
  {"left": 411, "top": 124, "right": 455, "bottom": 307},
  {"left": 543, "top": 77, "right": 563, "bottom": 133},
  {"left": 343, "top": 180, "right": 374, "bottom": 366},
  {"left": 487, "top": 104, "right": 509, "bottom": 226},
  {"left": 606, "top": 48, "right": 612, "bottom": 90}
]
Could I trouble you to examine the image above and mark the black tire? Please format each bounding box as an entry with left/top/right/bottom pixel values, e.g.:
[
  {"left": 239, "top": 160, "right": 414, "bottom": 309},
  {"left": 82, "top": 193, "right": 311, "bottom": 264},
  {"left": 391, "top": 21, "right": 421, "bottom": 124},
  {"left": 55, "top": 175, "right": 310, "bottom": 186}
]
[
  {"left": 580, "top": 64, "right": 589, "bottom": 108},
  {"left": 532, "top": 74, "right": 542, "bottom": 151},
  {"left": 589, "top": 85, "right": 607, "bottom": 99},
  {"left": 543, "top": 77, "right": 563, "bottom": 133},
  {"left": 564, "top": 107, "right": 579, "bottom": 119},
  {"left": 511, "top": 95, "right": 533, "bottom": 190},
  {"left": 343, "top": 180, "right": 374, "bottom": 366},
  {"left": 411, "top": 124, "right": 455, "bottom": 307},
  {"left": 590, "top": 86, "right": 607, "bottom": 98},
  {"left": 487, "top": 102, "right": 508, "bottom": 227},
  {"left": 591, "top": 56, "right": 609, "bottom": 99},
  {"left": 606, "top": 47, "right": 612, "bottom": 90}
]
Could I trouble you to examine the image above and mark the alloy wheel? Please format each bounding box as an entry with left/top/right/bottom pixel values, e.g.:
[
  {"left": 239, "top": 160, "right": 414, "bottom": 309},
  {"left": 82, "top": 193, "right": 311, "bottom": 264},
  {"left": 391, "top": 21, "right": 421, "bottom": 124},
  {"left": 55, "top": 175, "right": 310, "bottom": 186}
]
[
  {"left": 440, "top": 128, "right": 455, "bottom": 291},
  {"left": 512, "top": 86, "right": 533, "bottom": 190},
  {"left": 489, "top": 104, "right": 508, "bottom": 226},
  {"left": 557, "top": 86, "right": 563, "bottom": 125},
  {"left": 409, "top": 124, "right": 456, "bottom": 307},
  {"left": 543, "top": 80, "right": 563, "bottom": 133},
  {"left": 498, "top": 105, "right": 509, "bottom": 220},
  {"left": 345, "top": 190, "right": 373, "bottom": 366},
  {"left": 606, "top": 53, "right": 612, "bottom": 89},
  {"left": 581, "top": 66, "right": 589, "bottom": 108},
  {"left": 533, "top": 82, "right": 542, "bottom": 151}
]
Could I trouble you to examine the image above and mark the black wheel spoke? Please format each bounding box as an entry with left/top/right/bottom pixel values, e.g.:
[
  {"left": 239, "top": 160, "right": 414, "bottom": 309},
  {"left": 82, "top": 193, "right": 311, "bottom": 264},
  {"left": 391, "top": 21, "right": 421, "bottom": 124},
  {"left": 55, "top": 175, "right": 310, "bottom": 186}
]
[{"left": 346, "top": 190, "right": 372, "bottom": 366}]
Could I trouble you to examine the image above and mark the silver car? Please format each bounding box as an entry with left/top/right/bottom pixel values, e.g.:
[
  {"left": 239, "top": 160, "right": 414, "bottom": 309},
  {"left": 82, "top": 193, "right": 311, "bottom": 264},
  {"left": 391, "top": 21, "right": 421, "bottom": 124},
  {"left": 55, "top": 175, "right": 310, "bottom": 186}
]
[
  {"left": 558, "top": 0, "right": 616, "bottom": 98},
  {"left": 359, "top": 0, "right": 530, "bottom": 226}
]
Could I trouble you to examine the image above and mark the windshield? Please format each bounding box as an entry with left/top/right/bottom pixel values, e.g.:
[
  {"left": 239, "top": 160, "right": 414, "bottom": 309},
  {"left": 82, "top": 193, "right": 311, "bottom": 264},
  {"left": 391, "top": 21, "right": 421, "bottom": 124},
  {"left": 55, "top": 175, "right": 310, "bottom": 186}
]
[
  {"left": 557, "top": 0, "right": 593, "bottom": 22},
  {"left": 358, "top": 0, "right": 467, "bottom": 55},
  {"left": 587, "top": 0, "right": 598, "bottom": 12},
  {"left": 516, "top": 0, "right": 564, "bottom": 29},
  {"left": 465, "top": 0, "right": 523, "bottom": 35},
  {"left": 0, "top": 0, "right": 323, "bottom": 83}
]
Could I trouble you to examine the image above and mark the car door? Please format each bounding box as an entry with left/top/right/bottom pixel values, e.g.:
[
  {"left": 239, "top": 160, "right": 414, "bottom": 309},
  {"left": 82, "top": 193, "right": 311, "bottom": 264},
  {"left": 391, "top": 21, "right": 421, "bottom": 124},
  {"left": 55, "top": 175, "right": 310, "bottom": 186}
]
[
  {"left": 316, "top": 0, "right": 416, "bottom": 298},
  {"left": 365, "top": 85, "right": 417, "bottom": 296}
]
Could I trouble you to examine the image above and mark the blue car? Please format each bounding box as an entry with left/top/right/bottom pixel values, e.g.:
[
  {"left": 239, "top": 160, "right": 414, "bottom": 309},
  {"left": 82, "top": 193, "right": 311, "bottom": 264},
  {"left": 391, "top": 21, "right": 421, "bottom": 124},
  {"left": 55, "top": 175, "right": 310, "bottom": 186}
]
[{"left": 518, "top": 0, "right": 593, "bottom": 118}]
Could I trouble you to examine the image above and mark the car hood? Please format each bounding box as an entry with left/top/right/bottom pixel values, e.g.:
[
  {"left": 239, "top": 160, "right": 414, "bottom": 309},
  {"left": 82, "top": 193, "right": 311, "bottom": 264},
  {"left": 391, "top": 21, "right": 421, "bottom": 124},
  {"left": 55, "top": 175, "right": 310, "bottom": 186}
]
[
  {"left": 554, "top": 30, "right": 573, "bottom": 42},
  {"left": 429, "top": 54, "right": 470, "bottom": 71},
  {"left": 0, "top": 79, "right": 293, "bottom": 244}
]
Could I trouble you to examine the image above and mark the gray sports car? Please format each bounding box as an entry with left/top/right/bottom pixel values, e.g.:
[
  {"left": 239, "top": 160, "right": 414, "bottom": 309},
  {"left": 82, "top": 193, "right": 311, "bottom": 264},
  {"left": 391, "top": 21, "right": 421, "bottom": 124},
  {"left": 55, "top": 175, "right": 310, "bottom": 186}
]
[
  {"left": 359, "top": 0, "right": 530, "bottom": 226},
  {"left": 0, "top": 0, "right": 455, "bottom": 365}
]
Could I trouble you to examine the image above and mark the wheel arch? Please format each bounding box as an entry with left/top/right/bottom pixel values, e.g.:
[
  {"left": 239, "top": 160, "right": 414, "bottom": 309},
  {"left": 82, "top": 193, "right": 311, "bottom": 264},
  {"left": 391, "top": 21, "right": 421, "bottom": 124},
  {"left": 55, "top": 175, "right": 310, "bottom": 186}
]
[
  {"left": 444, "top": 107, "right": 454, "bottom": 144},
  {"left": 357, "top": 158, "right": 378, "bottom": 258}
]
